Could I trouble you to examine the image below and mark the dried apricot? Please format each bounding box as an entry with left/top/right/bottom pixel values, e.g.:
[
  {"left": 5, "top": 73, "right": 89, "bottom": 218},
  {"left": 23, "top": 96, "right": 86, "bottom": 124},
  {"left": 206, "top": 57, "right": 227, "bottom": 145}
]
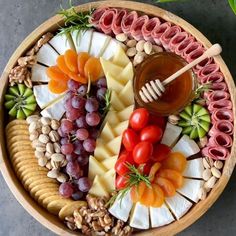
[
  {"left": 152, "top": 183, "right": 164, "bottom": 207},
  {"left": 46, "top": 66, "right": 69, "bottom": 82},
  {"left": 140, "top": 185, "right": 155, "bottom": 206},
  {"left": 130, "top": 181, "right": 146, "bottom": 203},
  {"left": 57, "top": 55, "right": 71, "bottom": 76},
  {"left": 84, "top": 57, "right": 103, "bottom": 82},
  {"left": 162, "top": 152, "right": 187, "bottom": 173},
  {"left": 154, "top": 177, "right": 176, "bottom": 197},
  {"left": 48, "top": 78, "right": 67, "bottom": 94},
  {"left": 148, "top": 162, "right": 161, "bottom": 182},
  {"left": 68, "top": 72, "right": 87, "bottom": 84},
  {"left": 64, "top": 49, "right": 78, "bottom": 73},
  {"left": 77, "top": 52, "right": 90, "bottom": 76}
]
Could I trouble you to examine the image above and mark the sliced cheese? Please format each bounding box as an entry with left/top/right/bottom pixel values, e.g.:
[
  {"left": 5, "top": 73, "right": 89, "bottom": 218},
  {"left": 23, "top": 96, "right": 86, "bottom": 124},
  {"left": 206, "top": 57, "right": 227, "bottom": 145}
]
[
  {"left": 88, "top": 156, "right": 107, "bottom": 180},
  {"left": 110, "top": 91, "right": 125, "bottom": 111},
  {"left": 183, "top": 158, "right": 204, "bottom": 179},
  {"left": 165, "top": 193, "right": 192, "bottom": 220},
  {"left": 106, "top": 73, "right": 124, "bottom": 94},
  {"left": 41, "top": 97, "right": 65, "bottom": 120},
  {"left": 71, "top": 29, "right": 93, "bottom": 53},
  {"left": 37, "top": 43, "right": 59, "bottom": 66},
  {"left": 103, "top": 110, "right": 120, "bottom": 126},
  {"left": 102, "top": 39, "right": 125, "bottom": 60},
  {"left": 117, "top": 105, "right": 134, "bottom": 121},
  {"left": 161, "top": 123, "right": 183, "bottom": 147},
  {"left": 112, "top": 46, "right": 130, "bottom": 67},
  {"left": 100, "top": 122, "right": 115, "bottom": 141},
  {"left": 172, "top": 135, "right": 200, "bottom": 157},
  {"left": 177, "top": 178, "right": 203, "bottom": 203},
  {"left": 119, "top": 62, "right": 134, "bottom": 84},
  {"left": 31, "top": 64, "right": 49, "bottom": 83},
  {"left": 100, "top": 168, "right": 116, "bottom": 192},
  {"left": 150, "top": 204, "right": 175, "bottom": 228},
  {"left": 109, "top": 191, "right": 133, "bottom": 222},
  {"left": 118, "top": 80, "right": 134, "bottom": 106},
  {"left": 49, "top": 33, "right": 75, "bottom": 54},
  {"left": 106, "top": 136, "right": 122, "bottom": 155},
  {"left": 130, "top": 202, "right": 150, "bottom": 229},
  {"left": 113, "top": 120, "right": 129, "bottom": 136},
  {"left": 90, "top": 32, "right": 111, "bottom": 57},
  {"left": 101, "top": 156, "right": 118, "bottom": 170},
  {"left": 100, "top": 58, "right": 123, "bottom": 77},
  {"left": 89, "top": 175, "right": 109, "bottom": 197},
  {"left": 94, "top": 145, "right": 113, "bottom": 161}
]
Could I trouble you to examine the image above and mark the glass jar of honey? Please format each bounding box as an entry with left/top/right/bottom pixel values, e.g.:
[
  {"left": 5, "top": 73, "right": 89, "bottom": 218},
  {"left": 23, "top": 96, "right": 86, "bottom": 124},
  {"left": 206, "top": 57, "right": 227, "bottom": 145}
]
[{"left": 134, "top": 52, "right": 196, "bottom": 116}]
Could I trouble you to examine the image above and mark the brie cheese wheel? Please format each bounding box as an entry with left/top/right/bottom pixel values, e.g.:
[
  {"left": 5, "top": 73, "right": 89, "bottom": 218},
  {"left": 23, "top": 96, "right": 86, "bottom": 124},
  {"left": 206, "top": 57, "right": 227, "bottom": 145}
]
[
  {"left": 150, "top": 204, "right": 175, "bottom": 228},
  {"left": 165, "top": 193, "right": 192, "bottom": 220},
  {"left": 109, "top": 191, "right": 133, "bottom": 222},
  {"left": 161, "top": 123, "right": 183, "bottom": 147},
  {"left": 183, "top": 158, "right": 204, "bottom": 179},
  {"left": 130, "top": 202, "right": 150, "bottom": 229},
  {"left": 177, "top": 178, "right": 203, "bottom": 203},
  {"left": 49, "top": 34, "right": 75, "bottom": 54},
  {"left": 172, "top": 135, "right": 200, "bottom": 157},
  {"left": 36, "top": 43, "right": 59, "bottom": 66},
  {"left": 71, "top": 29, "right": 93, "bottom": 53},
  {"left": 31, "top": 64, "right": 49, "bottom": 83},
  {"left": 40, "top": 97, "right": 65, "bottom": 120},
  {"left": 102, "top": 39, "right": 125, "bottom": 60},
  {"left": 90, "top": 32, "right": 111, "bottom": 57}
]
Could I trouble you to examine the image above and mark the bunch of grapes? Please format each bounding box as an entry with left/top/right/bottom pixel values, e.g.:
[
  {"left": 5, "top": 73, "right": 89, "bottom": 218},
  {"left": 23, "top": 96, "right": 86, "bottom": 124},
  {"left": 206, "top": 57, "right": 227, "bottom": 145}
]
[{"left": 58, "top": 78, "right": 108, "bottom": 200}]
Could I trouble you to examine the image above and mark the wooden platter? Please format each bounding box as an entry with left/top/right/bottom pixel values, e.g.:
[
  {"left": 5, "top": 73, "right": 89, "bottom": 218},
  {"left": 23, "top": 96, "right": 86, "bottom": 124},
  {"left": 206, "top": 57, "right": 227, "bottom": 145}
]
[{"left": 0, "top": 1, "right": 235, "bottom": 235}]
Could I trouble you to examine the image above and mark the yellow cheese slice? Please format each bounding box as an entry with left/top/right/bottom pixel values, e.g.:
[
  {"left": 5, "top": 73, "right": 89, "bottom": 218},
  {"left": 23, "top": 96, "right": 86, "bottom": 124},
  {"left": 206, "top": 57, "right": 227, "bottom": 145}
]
[
  {"left": 107, "top": 136, "right": 122, "bottom": 155},
  {"left": 119, "top": 62, "right": 134, "bottom": 84},
  {"left": 100, "top": 122, "right": 116, "bottom": 141},
  {"left": 100, "top": 168, "right": 116, "bottom": 192},
  {"left": 118, "top": 80, "right": 134, "bottom": 106},
  {"left": 113, "top": 120, "right": 129, "bottom": 136},
  {"left": 94, "top": 145, "right": 113, "bottom": 161},
  {"left": 112, "top": 46, "right": 130, "bottom": 68},
  {"left": 110, "top": 91, "right": 125, "bottom": 111},
  {"left": 106, "top": 72, "right": 125, "bottom": 93},
  {"left": 117, "top": 105, "right": 134, "bottom": 121},
  {"left": 89, "top": 176, "right": 109, "bottom": 197},
  {"left": 101, "top": 156, "right": 118, "bottom": 170},
  {"left": 100, "top": 58, "right": 123, "bottom": 77},
  {"left": 88, "top": 156, "right": 107, "bottom": 180}
]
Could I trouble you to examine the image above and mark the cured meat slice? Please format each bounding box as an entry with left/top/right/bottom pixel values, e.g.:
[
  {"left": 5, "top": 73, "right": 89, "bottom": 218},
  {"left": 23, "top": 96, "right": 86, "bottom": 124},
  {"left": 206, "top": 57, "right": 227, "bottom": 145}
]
[
  {"left": 207, "top": 90, "right": 230, "bottom": 102},
  {"left": 175, "top": 36, "right": 195, "bottom": 55},
  {"left": 121, "top": 11, "right": 138, "bottom": 36},
  {"left": 182, "top": 42, "right": 202, "bottom": 58},
  {"left": 112, "top": 9, "right": 127, "bottom": 35},
  {"left": 202, "top": 146, "right": 230, "bottom": 160},
  {"left": 197, "top": 64, "right": 220, "bottom": 79},
  {"left": 151, "top": 22, "right": 171, "bottom": 45},
  {"left": 91, "top": 8, "right": 108, "bottom": 29},
  {"left": 142, "top": 17, "right": 161, "bottom": 42},
  {"left": 160, "top": 25, "right": 182, "bottom": 50},
  {"left": 169, "top": 32, "right": 189, "bottom": 52},
  {"left": 211, "top": 108, "right": 234, "bottom": 122},
  {"left": 200, "top": 72, "right": 225, "bottom": 84},
  {"left": 208, "top": 99, "right": 232, "bottom": 112},
  {"left": 99, "top": 9, "right": 118, "bottom": 35},
  {"left": 208, "top": 132, "right": 232, "bottom": 148},
  {"left": 130, "top": 15, "right": 149, "bottom": 41},
  {"left": 186, "top": 48, "right": 204, "bottom": 62},
  {"left": 209, "top": 120, "right": 234, "bottom": 136},
  {"left": 211, "top": 82, "right": 228, "bottom": 91},
  {"left": 194, "top": 57, "right": 213, "bottom": 71}
]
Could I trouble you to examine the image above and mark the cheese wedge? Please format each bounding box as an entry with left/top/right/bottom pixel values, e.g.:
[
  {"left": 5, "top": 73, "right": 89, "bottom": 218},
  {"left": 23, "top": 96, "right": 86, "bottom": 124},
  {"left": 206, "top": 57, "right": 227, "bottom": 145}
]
[
  {"left": 161, "top": 123, "right": 183, "bottom": 147},
  {"left": 109, "top": 191, "right": 133, "bottom": 222},
  {"left": 130, "top": 202, "right": 150, "bottom": 229},
  {"left": 88, "top": 156, "right": 107, "bottom": 180},
  {"left": 183, "top": 158, "right": 204, "bottom": 179},
  {"left": 36, "top": 43, "right": 59, "bottom": 66},
  {"left": 100, "top": 58, "right": 123, "bottom": 77},
  {"left": 117, "top": 105, "right": 134, "bottom": 121},
  {"left": 103, "top": 110, "right": 120, "bottom": 126},
  {"left": 100, "top": 122, "right": 115, "bottom": 141},
  {"left": 94, "top": 144, "right": 113, "bottom": 161},
  {"left": 106, "top": 136, "right": 122, "bottom": 155},
  {"left": 165, "top": 193, "right": 192, "bottom": 220},
  {"left": 49, "top": 33, "right": 75, "bottom": 54},
  {"left": 177, "top": 178, "right": 203, "bottom": 203},
  {"left": 119, "top": 62, "right": 134, "bottom": 85},
  {"left": 106, "top": 73, "right": 124, "bottom": 94},
  {"left": 102, "top": 39, "right": 125, "bottom": 60},
  {"left": 101, "top": 156, "right": 118, "bottom": 170},
  {"left": 118, "top": 80, "right": 134, "bottom": 106},
  {"left": 110, "top": 91, "right": 125, "bottom": 111},
  {"left": 90, "top": 32, "right": 111, "bottom": 57},
  {"left": 113, "top": 120, "right": 129, "bottom": 136},
  {"left": 112, "top": 46, "right": 130, "bottom": 67},
  {"left": 150, "top": 204, "right": 175, "bottom": 228},
  {"left": 71, "top": 29, "right": 93, "bottom": 53},
  {"left": 89, "top": 175, "right": 109, "bottom": 197},
  {"left": 100, "top": 168, "right": 116, "bottom": 192},
  {"left": 31, "top": 64, "right": 49, "bottom": 83},
  {"left": 172, "top": 135, "right": 200, "bottom": 157}
]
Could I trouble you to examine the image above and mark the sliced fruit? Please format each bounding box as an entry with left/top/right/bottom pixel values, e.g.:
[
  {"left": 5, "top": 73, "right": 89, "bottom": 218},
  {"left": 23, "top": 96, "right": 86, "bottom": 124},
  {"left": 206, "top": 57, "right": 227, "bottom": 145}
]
[
  {"left": 152, "top": 183, "right": 165, "bottom": 207},
  {"left": 57, "top": 55, "right": 71, "bottom": 75},
  {"left": 130, "top": 181, "right": 146, "bottom": 203},
  {"left": 77, "top": 52, "right": 90, "bottom": 76},
  {"left": 148, "top": 162, "right": 161, "bottom": 182},
  {"left": 46, "top": 66, "right": 69, "bottom": 82},
  {"left": 84, "top": 57, "right": 103, "bottom": 82},
  {"left": 140, "top": 185, "right": 155, "bottom": 206},
  {"left": 48, "top": 78, "right": 68, "bottom": 94},
  {"left": 154, "top": 177, "right": 176, "bottom": 197},
  {"left": 64, "top": 49, "right": 78, "bottom": 73}
]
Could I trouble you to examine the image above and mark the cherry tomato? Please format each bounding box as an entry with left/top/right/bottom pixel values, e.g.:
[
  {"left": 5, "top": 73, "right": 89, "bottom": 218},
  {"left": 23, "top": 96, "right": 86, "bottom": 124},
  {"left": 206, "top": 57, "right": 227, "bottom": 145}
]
[
  {"left": 151, "top": 143, "right": 171, "bottom": 162},
  {"left": 129, "top": 108, "right": 149, "bottom": 131},
  {"left": 116, "top": 175, "right": 128, "bottom": 190},
  {"left": 122, "top": 128, "right": 139, "bottom": 151},
  {"left": 133, "top": 141, "right": 153, "bottom": 164},
  {"left": 149, "top": 115, "right": 166, "bottom": 130},
  {"left": 140, "top": 125, "right": 163, "bottom": 143},
  {"left": 115, "top": 152, "right": 134, "bottom": 176}
]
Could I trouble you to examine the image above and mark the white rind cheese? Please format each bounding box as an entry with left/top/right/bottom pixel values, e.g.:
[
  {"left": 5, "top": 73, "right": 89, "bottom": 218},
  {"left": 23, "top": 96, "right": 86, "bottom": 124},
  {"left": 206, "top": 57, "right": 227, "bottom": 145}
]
[
  {"left": 109, "top": 191, "right": 133, "bottom": 222},
  {"left": 183, "top": 158, "right": 204, "bottom": 179},
  {"left": 161, "top": 122, "right": 183, "bottom": 147},
  {"left": 102, "top": 39, "right": 125, "bottom": 60},
  {"left": 31, "top": 64, "right": 49, "bottom": 83},
  {"left": 177, "top": 178, "right": 203, "bottom": 203},
  {"left": 150, "top": 204, "right": 175, "bottom": 228},
  {"left": 172, "top": 135, "right": 200, "bottom": 157},
  {"left": 130, "top": 202, "right": 150, "bottom": 229},
  {"left": 165, "top": 193, "right": 192, "bottom": 220}
]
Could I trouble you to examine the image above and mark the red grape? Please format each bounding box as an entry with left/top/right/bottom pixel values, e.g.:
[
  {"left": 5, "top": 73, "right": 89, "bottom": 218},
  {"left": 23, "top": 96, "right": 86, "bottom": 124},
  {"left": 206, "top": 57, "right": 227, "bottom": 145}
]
[
  {"left": 77, "top": 85, "right": 88, "bottom": 96},
  {"left": 66, "top": 153, "right": 77, "bottom": 162},
  {"left": 59, "top": 182, "right": 73, "bottom": 198},
  {"left": 58, "top": 127, "right": 66, "bottom": 138},
  {"left": 64, "top": 98, "right": 73, "bottom": 111},
  {"left": 83, "top": 138, "right": 96, "bottom": 153},
  {"left": 68, "top": 79, "right": 80, "bottom": 91},
  {"left": 60, "top": 119, "right": 73, "bottom": 134},
  {"left": 78, "top": 177, "right": 91, "bottom": 192},
  {"left": 72, "top": 191, "right": 83, "bottom": 200},
  {"left": 85, "top": 97, "right": 99, "bottom": 112},
  {"left": 66, "top": 161, "right": 81, "bottom": 178},
  {"left": 97, "top": 88, "right": 107, "bottom": 101},
  {"left": 66, "top": 108, "right": 82, "bottom": 121},
  {"left": 61, "top": 143, "right": 74, "bottom": 155},
  {"left": 76, "top": 128, "right": 89, "bottom": 141},
  {"left": 97, "top": 77, "right": 107, "bottom": 88},
  {"left": 74, "top": 141, "right": 84, "bottom": 155},
  {"left": 86, "top": 112, "right": 101, "bottom": 126},
  {"left": 76, "top": 116, "right": 88, "bottom": 128},
  {"left": 71, "top": 96, "right": 86, "bottom": 110},
  {"left": 77, "top": 154, "right": 89, "bottom": 166},
  {"left": 60, "top": 137, "right": 69, "bottom": 145}
]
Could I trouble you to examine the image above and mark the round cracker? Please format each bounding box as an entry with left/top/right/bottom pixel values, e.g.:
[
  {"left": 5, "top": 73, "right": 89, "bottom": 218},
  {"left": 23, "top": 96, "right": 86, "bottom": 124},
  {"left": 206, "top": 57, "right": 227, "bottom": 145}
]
[
  {"left": 6, "top": 130, "right": 29, "bottom": 138},
  {"left": 21, "top": 172, "right": 47, "bottom": 184},
  {"left": 6, "top": 124, "right": 28, "bottom": 133},
  {"left": 15, "top": 160, "right": 38, "bottom": 171},
  {"left": 18, "top": 168, "right": 47, "bottom": 180},
  {"left": 30, "top": 183, "right": 59, "bottom": 198},
  {"left": 42, "top": 195, "right": 65, "bottom": 208},
  {"left": 8, "top": 141, "right": 32, "bottom": 151},
  {"left": 23, "top": 174, "right": 51, "bottom": 190},
  {"left": 9, "top": 150, "right": 35, "bottom": 159},
  {"left": 47, "top": 199, "right": 73, "bottom": 215},
  {"left": 38, "top": 192, "right": 60, "bottom": 205},
  {"left": 59, "top": 201, "right": 87, "bottom": 220},
  {"left": 12, "top": 155, "right": 36, "bottom": 166},
  {"left": 34, "top": 188, "right": 59, "bottom": 201},
  {"left": 28, "top": 178, "right": 57, "bottom": 191},
  {"left": 7, "top": 136, "right": 31, "bottom": 146},
  {"left": 6, "top": 120, "right": 28, "bottom": 129},
  {"left": 8, "top": 146, "right": 33, "bottom": 156}
]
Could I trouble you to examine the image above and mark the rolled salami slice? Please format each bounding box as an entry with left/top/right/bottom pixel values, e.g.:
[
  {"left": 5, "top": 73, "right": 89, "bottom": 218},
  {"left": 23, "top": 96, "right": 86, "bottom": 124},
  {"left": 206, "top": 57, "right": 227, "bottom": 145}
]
[
  {"left": 211, "top": 108, "right": 234, "bottom": 122},
  {"left": 91, "top": 7, "right": 108, "bottom": 29},
  {"left": 197, "top": 63, "right": 220, "bottom": 79},
  {"left": 200, "top": 72, "right": 225, "bottom": 84},
  {"left": 142, "top": 17, "right": 161, "bottom": 42},
  {"left": 182, "top": 42, "right": 202, "bottom": 58},
  {"left": 194, "top": 57, "right": 213, "bottom": 71},
  {"left": 208, "top": 132, "right": 232, "bottom": 148},
  {"left": 211, "top": 82, "right": 228, "bottom": 91},
  {"left": 99, "top": 8, "right": 118, "bottom": 35},
  {"left": 130, "top": 15, "right": 149, "bottom": 41},
  {"left": 121, "top": 11, "right": 138, "bottom": 36},
  {"left": 207, "top": 90, "right": 230, "bottom": 102},
  {"left": 169, "top": 32, "right": 189, "bottom": 52},
  {"left": 186, "top": 47, "right": 204, "bottom": 63},
  {"left": 112, "top": 9, "right": 127, "bottom": 35},
  {"left": 160, "top": 25, "right": 182, "bottom": 50},
  {"left": 208, "top": 99, "right": 232, "bottom": 112},
  {"left": 175, "top": 36, "right": 195, "bottom": 55},
  {"left": 151, "top": 22, "right": 171, "bottom": 45},
  {"left": 209, "top": 120, "right": 234, "bottom": 136},
  {"left": 202, "top": 146, "right": 230, "bottom": 160}
]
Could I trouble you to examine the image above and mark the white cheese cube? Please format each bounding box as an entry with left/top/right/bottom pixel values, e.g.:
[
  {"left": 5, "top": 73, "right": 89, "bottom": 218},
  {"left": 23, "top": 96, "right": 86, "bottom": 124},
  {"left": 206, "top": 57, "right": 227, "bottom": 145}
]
[
  {"left": 31, "top": 64, "right": 49, "bottom": 82},
  {"left": 150, "top": 204, "right": 175, "bottom": 228},
  {"left": 183, "top": 158, "right": 204, "bottom": 179}
]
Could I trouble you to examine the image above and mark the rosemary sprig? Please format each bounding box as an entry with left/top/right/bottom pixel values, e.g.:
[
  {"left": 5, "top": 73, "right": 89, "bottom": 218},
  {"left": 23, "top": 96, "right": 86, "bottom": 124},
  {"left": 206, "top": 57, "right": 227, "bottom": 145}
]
[
  {"left": 102, "top": 89, "right": 112, "bottom": 115},
  {"left": 57, "top": 0, "right": 94, "bottom": 36},
  {"left": 194, "top": 82, "right": 212, "bottom": 100}
]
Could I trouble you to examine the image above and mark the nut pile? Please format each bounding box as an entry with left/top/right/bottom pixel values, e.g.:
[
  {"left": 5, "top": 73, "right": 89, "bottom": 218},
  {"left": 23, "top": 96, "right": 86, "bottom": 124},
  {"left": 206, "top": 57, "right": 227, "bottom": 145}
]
[
  {"left": 65, "top": 195, "right": 132, "bottom": 236},
  {"left": 115, "top": 33, "right": 163, "bottom": 67},
  {"left": 198, "top": 157, "right": 224, "bottom": 200},
  {"left": 26, "top": 115, "right": 68, "bottom": 183},
  {"left": 9, "top": 32, "right": 53, "bottom": 88}
]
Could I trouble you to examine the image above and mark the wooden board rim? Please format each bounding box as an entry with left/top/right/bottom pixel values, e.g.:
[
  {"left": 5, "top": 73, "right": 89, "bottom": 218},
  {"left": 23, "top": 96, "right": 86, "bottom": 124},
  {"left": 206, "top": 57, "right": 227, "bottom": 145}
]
[{"left": 0, "top": 1, "right": 235, "bottom": 236}]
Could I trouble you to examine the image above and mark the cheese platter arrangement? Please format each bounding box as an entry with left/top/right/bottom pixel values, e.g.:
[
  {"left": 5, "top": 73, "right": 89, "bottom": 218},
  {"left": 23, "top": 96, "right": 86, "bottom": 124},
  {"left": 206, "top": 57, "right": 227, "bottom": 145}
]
[{"left": 0, "top": 1, "right": 235, "bottom": 236}]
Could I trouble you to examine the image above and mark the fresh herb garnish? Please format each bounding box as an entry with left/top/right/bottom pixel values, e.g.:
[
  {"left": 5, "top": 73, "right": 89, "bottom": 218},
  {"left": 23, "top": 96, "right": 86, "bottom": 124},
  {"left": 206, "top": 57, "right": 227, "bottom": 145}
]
[
  {"left": 228, "top": 0, "right": 236, "bottom": 15},
  {"left": 194, "top": 82, "right": 212, "bottom": 100},
  {"left": 57, "top": 0, "right": 94, "bottom": 36},
  {"left": 102, "top": 89, "right": 112, "bottom": 115}
]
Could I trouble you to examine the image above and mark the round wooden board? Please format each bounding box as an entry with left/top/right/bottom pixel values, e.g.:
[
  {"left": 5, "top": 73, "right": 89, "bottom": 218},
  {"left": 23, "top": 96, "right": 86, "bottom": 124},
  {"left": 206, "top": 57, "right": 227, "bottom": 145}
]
[{"left": 0, "top": 1, "right": 235, "bottom": 235}]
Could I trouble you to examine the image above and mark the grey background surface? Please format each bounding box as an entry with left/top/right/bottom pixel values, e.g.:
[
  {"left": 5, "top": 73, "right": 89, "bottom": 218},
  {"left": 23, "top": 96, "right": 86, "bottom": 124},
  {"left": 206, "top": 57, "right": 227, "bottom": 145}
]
[{"left": 0, "top": 0, "right": 235, "bottom": 236}]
